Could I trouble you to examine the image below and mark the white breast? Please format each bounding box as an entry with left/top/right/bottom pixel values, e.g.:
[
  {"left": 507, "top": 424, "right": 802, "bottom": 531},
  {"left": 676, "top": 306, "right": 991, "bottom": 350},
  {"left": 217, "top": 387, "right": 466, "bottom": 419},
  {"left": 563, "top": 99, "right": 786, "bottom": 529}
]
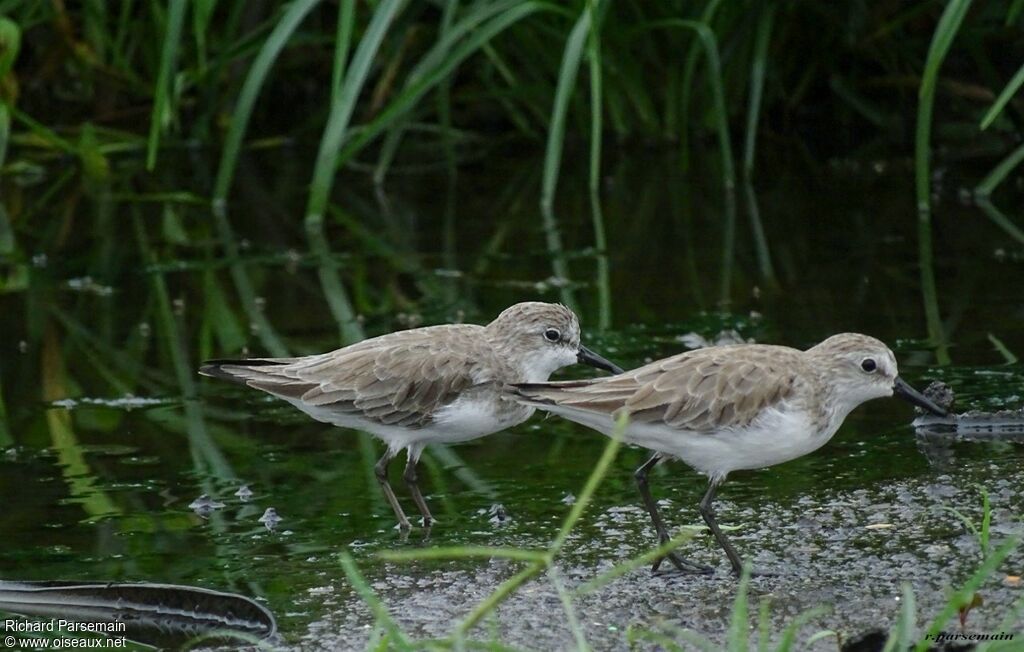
[
  {"left": 544, "top": 403, "right": 839, "bottom": 482},
  {"left": 280, "top": 393, "right": 531, "bottom": 456},
  {"left": 431, "top": 395, "right": 527, "bottom": 440},
  {"left": 661, "top": 408, "right": 831, "bottom": 479}
]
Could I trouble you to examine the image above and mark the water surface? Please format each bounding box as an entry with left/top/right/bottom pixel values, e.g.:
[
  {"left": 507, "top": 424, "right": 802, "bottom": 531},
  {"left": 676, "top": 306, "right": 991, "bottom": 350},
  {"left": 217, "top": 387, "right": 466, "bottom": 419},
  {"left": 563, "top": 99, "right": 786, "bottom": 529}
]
[{"left": 1, "top": 146, "right": 1022, "bottom": 648}]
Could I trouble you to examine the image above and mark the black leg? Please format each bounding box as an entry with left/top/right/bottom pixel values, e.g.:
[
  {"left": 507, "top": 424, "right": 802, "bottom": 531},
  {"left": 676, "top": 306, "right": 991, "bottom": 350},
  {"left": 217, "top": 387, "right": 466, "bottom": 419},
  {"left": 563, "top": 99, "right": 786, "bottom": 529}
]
[
  {"left": 635, "top": 453, "right": 712, "bottom": 574},
  {"left": 374, "top": 451, "right": 411, "bottom": 529},
  {"left": 403, "top": 453, "right": 434, "bottom": 527},
  {"left": 699, "top": 478, "right": 744, "bottom": 575}
]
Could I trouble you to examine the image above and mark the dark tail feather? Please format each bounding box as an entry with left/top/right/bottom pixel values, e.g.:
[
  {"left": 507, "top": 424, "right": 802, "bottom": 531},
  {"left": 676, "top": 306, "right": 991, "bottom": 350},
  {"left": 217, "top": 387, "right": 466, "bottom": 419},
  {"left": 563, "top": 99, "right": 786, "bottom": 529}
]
[
  {"left": 198, "top": 357, "right": 292, "bottom": 383},
  {"left": 509, "top": 380, "right": 592, "bottom": 405}
]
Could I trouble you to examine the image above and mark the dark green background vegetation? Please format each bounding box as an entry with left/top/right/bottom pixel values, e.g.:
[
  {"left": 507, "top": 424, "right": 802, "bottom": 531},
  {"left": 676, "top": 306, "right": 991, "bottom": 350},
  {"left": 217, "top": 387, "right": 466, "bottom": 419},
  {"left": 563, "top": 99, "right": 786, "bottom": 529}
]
[{"left": 1, "top": 1, "right": 1023, "bottom": 649}]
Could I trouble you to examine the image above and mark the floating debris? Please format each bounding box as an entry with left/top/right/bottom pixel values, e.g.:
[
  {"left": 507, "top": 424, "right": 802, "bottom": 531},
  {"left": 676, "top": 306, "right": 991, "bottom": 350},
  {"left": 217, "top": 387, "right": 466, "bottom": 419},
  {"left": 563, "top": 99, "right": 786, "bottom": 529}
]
[
  {"left": 487, "top": 503, "right": 511, "bottom": 526},
  {"left": 46, "top": 395, "right": 171, "bottom": 411},
  {"left": 913, "top": 381, "right": 1024, "bottom": 436},
  {"left": 259, "top": 508, "right": 281, "bottom": 531},
  {"left": 189, "top": 494, "right": 226, "bottom": 518},
  {"left": 235, "top": 485, "right": 254, "bottom": 502},
  {"left": 433, "top": 268, "right": 463, "bottom": 278},
  {"left": 65, "top": 276, "right": 115, "bottom": 297},
  {"left": 561, "top": 493, "right": 576, "bottom": 505}
]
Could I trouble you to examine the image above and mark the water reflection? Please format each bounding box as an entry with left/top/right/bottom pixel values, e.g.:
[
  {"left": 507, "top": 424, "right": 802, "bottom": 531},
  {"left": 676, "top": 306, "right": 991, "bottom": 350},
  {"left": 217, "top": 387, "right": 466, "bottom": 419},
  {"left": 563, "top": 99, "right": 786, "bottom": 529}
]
[{"left": 1, "top": 147, "right": 1023, "bottom": 643}]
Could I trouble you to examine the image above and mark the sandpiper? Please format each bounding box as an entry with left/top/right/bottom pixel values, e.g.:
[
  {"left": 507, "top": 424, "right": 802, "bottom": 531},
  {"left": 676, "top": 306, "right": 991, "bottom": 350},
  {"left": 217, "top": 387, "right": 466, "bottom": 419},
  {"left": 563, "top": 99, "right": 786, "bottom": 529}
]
[
  {"left": 511, "top": 333, "right": 947, "bottom": 575},
  {"left": 199, "top": 302, "right": 622, "bottom": 529}
]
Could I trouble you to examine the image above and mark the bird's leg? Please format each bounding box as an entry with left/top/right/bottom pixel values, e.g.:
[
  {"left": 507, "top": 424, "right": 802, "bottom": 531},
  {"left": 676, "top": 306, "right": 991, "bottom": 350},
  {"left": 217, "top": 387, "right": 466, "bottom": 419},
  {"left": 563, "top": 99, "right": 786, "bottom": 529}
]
[
  {"left": 635, "top": 453, "right": 712, "bottom": 575},
  {"left": 403, "top": 450, "right": 434, "bottom": 527},
  {"left": 374, "top": 451, "right": 411, "bottom": 530},
  {"left": 699, "top": 478, "right": 745, "bottom": 575}
]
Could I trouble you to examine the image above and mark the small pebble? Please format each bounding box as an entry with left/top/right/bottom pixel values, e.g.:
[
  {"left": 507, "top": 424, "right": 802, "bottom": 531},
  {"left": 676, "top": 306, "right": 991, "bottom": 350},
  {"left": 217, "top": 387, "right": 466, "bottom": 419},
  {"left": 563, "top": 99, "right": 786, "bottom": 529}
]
[
  {"left": 259, "top": 507, "right": 282, "bottom": 531},
  {"left": 189, "top": 494, "right": 226, "bottom": 517}
]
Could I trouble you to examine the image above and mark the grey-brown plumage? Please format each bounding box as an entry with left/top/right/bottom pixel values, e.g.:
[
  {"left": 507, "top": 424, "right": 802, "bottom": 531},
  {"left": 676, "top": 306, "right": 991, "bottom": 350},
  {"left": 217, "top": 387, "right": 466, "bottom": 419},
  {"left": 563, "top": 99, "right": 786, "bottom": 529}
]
[
  {"left": 199, "top": 302, "right": 621, "bottom": 529},
  {"left": 512, "top": 332, "right": 946, "bottom": 575},
  {"left": 516, "top": 345, "right": 813, "bottom": 433}
]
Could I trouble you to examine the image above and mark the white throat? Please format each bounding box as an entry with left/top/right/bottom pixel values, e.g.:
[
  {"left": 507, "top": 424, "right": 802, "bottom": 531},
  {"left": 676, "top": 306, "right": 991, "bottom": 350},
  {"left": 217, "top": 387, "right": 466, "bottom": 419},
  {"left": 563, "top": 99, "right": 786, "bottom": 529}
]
[{"left": 518, "top": 347, "right": 578, "bottom": 382}]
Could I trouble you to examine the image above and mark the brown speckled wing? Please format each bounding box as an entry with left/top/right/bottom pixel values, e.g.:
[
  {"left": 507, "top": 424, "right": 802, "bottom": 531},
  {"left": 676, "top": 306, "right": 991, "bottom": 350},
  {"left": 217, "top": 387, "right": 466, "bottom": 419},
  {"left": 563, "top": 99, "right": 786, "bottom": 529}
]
[
  {"left": 517, "top": 345, "right": 802, "bottom": 432},
  {"left": 212, "top": 325, "right": 485, "bottom": 429}
]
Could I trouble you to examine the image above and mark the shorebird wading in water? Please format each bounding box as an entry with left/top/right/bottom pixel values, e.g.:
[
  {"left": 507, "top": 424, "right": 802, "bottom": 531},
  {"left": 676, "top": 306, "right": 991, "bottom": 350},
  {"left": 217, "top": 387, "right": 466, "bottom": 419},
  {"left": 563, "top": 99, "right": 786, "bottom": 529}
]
[
  {"left": 511, "top": 333, "right": 947, "bottom": 575},
  {"left": 199, "top": 302, "right": 622, "bottom": 529}
]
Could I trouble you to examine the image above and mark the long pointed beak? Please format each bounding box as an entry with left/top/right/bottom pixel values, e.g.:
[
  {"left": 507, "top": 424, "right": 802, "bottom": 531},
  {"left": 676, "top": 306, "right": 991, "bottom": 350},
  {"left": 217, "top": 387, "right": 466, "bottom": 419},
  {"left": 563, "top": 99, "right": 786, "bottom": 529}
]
[
  {"left": 893, "top": 377, "right": 947, "bottom": 416},
  {"left": 577, "top": 345, "right": 624, "bottom": 375}
]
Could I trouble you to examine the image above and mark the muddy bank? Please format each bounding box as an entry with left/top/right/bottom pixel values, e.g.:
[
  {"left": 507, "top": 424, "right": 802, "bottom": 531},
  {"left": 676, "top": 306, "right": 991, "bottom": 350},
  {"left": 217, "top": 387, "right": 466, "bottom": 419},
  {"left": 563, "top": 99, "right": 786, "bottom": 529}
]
[{"left": 296, "top": 454, "right": 1024, "bottom": 650}]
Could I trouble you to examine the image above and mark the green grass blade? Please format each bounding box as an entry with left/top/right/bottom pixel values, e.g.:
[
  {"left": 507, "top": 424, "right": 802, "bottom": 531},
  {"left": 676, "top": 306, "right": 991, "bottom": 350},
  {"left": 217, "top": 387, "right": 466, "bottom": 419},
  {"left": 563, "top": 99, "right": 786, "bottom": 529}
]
[
  {"left": 882, "top": 583, "right": 916, "bottom": 652},
  {"left": 191, "top": 0, "right": 217, "bottom": 74},
  {"left": 975, "top": 141, "right": 1024, "bottom": 198},
  {"left": 0, "top": 102, "right": 9, "bottom": 170},
  {"left": 331, "top": 0, "right": 356, "bottom": 107},
  {"left": 914, "top": 537, "right": 1019, "bottom": 652},
  {"left": 456, "top": 563, "right": 544, "bottom": 637},
  {"left": 0, "top": 375, "right": 11, "bottom": 447},
  {"left": 913, "top": 0, "right": 970, "bottom": 366},
  {"left": 775, "top": 606, "right": 829, "bottom": 651},
  {"left": 574, "top": 528, "right": 695, "bottom": 595},
  {"left": 549, "top": 413, "right": 627, "bottom": 553},
  {"left": 916, "top": 0, "right": 972, "bottom": 216},
  {"left": 979, "top": 485, "right": 991, "bottom": 559},
  {"left": 548, "top": 567, "right": 590, "bottom": 652},
  {"left": 212, "top": 0, "right": 320, "bottom": 207},
  {"left": 980, "top": 62, "right": 1024, "bottom": 130},
  {"left": 538, "top": 6, "right": 592, "bottom": 311},
  {"left": 743, "top": 4, "right": 774, "bottom": 178},
  {"left": 334, "top": 3, "right": 559, "bottom": 168},
  {"left": 209, "top": 206, "right": 290, "bottom": 356},
  {"left": 9, "top": 105, "right": 77, "bottom": 154},
  {"left": 146, "top": 0, "right": 187, "bottom": 170},
  {"left": 637, "top": 18, "right": 737, "bottom": 302},
  {"left": 541, "top": 7, "right": 591, "bottom": 212},
  {"left": 1008, "top": 0, "right": 1024, "bottom": 24},
  {"left": 987, "top": 333, "right": 1019, "bottom": 364},
  {"left": 727, "top": 563, "right": 751, "bottom": 651},
  {"left": 589, "top": 191, "right": 612, "bottom": 330},
  {"left": 586, "top": 1, "right": 611, "bottom": 328},
  {"left": 0, "top": 15, "right": 20, "bottom": 79},
  {"left": 586, "top": 0, "right": 604, "bottom": 193},
  {"left": 757, "top": 597, "right": 771, "bottom": 652},
  {"left": 305, "top": 0, "right": 405, "bottom": 228},
  {"left": 974, "top": 199, "right": 1024, "bottom": 246},
  {"left": 339, "top": 552, "right": 413, "bottom": 650},
  {"left": 377, "top": 547, "right": 547, "bottom": 563},
  {"left": 307, "top": 220, "right": 364, "bottom": 343},
  {"left": 677, "top": 0, "right": 723, "bottom": 170}
]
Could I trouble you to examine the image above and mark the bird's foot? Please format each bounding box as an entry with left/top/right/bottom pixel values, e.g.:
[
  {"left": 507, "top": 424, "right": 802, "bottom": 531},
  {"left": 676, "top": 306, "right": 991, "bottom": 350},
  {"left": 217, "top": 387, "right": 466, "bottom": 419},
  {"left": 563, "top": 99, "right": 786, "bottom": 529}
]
[
  {"left": 652, "top": 551, "right": 714, "bottom": 575},
  {"left": 394, "top": 517, "right": 413, "bottom": 532}
]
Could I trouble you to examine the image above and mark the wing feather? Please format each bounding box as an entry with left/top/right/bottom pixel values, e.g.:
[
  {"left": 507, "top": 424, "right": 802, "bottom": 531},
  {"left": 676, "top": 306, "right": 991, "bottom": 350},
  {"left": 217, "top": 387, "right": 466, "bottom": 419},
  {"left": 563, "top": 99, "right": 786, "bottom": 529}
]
[
  {"left": 205, "top": 325, "right": 486, "bottom": 429},
  {"left": 514, "top": 345, "right": 804, "bottom": 433}
]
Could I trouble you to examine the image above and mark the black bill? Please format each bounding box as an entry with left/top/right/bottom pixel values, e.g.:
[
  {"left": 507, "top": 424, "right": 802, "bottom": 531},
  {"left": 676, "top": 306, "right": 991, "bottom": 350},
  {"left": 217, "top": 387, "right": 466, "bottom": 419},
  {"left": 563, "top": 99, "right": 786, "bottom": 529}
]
[
  {"left": 893, "top": 377, "right": 947, "bottom": 416},
  {"left": 578, "top": 345, "right": 624, "bottom": 375}
]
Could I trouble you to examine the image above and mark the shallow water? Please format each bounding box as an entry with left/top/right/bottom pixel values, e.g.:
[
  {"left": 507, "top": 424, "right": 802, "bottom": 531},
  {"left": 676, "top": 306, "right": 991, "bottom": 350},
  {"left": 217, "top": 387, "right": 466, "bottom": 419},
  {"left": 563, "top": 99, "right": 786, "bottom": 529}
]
[{"left": 1, "top": 146, "right": 1023, "bottom": 649}]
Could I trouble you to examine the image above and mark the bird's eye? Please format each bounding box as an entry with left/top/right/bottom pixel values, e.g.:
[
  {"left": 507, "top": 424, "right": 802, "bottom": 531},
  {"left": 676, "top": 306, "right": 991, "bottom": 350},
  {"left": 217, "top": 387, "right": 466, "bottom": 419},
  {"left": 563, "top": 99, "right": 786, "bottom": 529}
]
[
  {"left": 861, "top": 358, "right": 877, "bottom": 372},
  {"left": 543, "top": 328, "right": 561, "bottom": 342}
]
